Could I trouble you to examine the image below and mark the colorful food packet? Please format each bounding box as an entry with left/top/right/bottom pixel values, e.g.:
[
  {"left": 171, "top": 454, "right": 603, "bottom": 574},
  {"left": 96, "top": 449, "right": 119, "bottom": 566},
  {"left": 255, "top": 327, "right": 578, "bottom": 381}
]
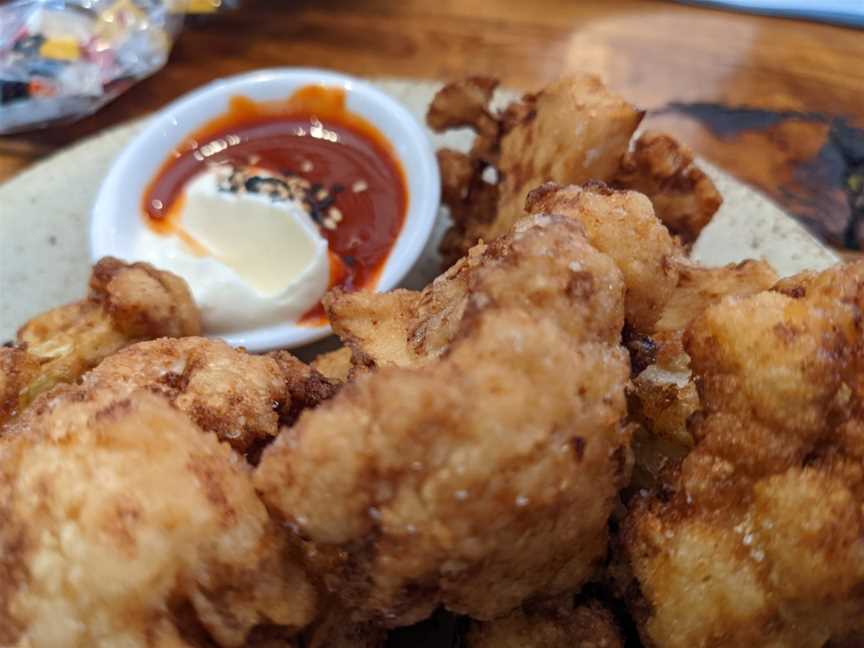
[{"left": 0, "top": 0, "right": 225, "bottom": 133}]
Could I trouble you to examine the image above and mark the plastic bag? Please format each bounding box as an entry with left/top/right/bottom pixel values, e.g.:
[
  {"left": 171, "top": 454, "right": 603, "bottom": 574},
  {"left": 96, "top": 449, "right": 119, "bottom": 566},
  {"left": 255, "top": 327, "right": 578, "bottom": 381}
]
[{"left": 0, "top": 0, "right": 184, "bottom": 134}]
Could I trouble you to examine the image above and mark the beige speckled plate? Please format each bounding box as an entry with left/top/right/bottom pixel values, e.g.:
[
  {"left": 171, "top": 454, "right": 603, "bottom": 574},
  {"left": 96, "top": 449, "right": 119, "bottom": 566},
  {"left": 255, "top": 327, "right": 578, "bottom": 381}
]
[{"left": 0, "top": 78, "right": 838, "bottom": 343}]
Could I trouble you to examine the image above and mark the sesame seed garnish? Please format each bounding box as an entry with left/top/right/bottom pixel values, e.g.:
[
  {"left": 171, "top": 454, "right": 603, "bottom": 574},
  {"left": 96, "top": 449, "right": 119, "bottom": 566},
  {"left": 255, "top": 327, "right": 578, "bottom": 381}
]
[
  {"left": 352, "top": 179, "right": 368, "bottom": 193},
  {"left": 212, "top": 162, "right": 351, "bottom": 232}
]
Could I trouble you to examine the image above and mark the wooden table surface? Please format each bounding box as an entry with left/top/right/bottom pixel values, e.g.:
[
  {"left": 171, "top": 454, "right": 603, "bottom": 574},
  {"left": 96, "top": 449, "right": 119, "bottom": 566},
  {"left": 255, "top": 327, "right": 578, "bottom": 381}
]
[{"left": 2, "top": 0, "right": 863, "bottom": 249}]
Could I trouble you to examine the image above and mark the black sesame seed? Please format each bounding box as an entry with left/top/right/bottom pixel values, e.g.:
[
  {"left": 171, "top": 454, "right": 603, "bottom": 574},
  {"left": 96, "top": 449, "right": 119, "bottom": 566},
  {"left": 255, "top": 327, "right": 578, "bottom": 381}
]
[{"left": 0, "top": 81, "right": 30, "bottom": 105}]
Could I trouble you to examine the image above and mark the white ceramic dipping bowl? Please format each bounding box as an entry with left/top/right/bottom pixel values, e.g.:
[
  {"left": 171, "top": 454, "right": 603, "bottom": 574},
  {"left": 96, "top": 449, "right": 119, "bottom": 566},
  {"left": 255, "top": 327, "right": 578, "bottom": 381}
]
[{"left": 91, "top": 68, "right": 440, "bottom": 351}]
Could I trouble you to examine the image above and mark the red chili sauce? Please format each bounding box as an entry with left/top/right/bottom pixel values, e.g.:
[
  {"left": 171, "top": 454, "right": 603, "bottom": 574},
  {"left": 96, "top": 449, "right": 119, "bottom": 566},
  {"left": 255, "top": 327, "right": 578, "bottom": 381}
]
[{"left": 141, "top": 86, "right": 407, "bottom": 325}]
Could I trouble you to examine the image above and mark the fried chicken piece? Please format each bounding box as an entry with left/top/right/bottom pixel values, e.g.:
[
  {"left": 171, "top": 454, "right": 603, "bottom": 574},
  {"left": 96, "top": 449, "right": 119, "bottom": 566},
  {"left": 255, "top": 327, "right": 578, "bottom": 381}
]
[
  {"left": 69, "top": 338, "right": 335, "bottom": 455},
  {"left": 656, "top": 259, "right": 778, "bottom": 335},
  {"left": 49, "top": 337, "right": 336, "bottom": 453},
  {"left": 310, "top": 347, "right": 355, "bottom": 383},
  {"left": 526, "top": 182, "right": 681, "bottom": 333},
  {"left": 426, "top": 76, "right": 498, "bottom": 133},
  {"left": 426, "top": 77, "right": 500, "bottom": 161},
  {"left": 628, "top": 373, "right": 698, "bottom": 489},
  {"left": 634, "top": 257, "right": 777, "bottom": 446},
  {"left": 466, "top": 596, "right": 623, "bottom": 648},
  {"left": 0, "top": 386, "right": 316, "bottom": 648},
  {"left": 256, "top": 307, "right": 630, "bottom": 626},
  {"left": 2, "top": 257, "right": 200, "bottom": 426},
  {"left": 258, "top": 217, "right": 630, "bottom": 625},
  {"left": 87, "top": 255, "right": 200, "bottom": 339},
  {"left": 268, "top": 350, "right": 341, "bottom": 426},
  {"left": 324, "top": 289, "right": 422, "bottom": 369},
  {"left": 435, "top": 148, "right": 501, "bottom": 259},
  {"left": 522, "top": 185, "right": 772, "bottom": 491},
  {"left": 612, "top": 131, "right": 723, "bottom": 244},
  {"left": 627, "top": 259, "right": 780, "bottom": 487},
  {"left": 429, "top": 78, "right": 721, "bottom": 268},
  {"left": 325, "top": 214, "right": 624, "bottom": 369},
  {"left": 622, "top": 261, "right": 864, "bottom": 648},
  {"left": 494, "top": 78, "right": 643, "bottom": 238},
  {"left": 430, "top": 76, "right": 644, "bottom": 266}
]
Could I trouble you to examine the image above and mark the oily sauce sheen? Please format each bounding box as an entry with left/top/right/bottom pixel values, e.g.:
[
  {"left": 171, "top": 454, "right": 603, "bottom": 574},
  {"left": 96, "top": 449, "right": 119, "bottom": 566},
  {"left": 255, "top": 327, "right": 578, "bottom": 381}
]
[{"left": 142, "top": 86, "right": 407, "bottom": 325}]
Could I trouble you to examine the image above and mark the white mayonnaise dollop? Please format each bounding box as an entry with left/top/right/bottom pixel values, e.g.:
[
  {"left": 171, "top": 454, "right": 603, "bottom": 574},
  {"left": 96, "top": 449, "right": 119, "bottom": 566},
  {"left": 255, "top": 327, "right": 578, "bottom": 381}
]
[{"left": 134, "top": 169, "right": 330, "bottom": 333}]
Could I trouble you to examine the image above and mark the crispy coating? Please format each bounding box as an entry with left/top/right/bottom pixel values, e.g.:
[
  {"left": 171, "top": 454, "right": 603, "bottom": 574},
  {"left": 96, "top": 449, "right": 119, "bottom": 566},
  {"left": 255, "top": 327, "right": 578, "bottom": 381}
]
[
  {"left": 256, "top": 309, "right": 630, "bottom": 626},
  {"left": 257, "top": 215, "right": 630, "bottom": 625},
  {"left": 87, "top": 255, "right": 200, "bottom": 339},
  {"left": 628, "top": 373, "right": 697, "bottom": 489},
  {"left": 612, "top": 131, "right": 723, "bottom": 244},
  {"left": 310, "top": 347, "right": 355, "bottom": 383},
  {"left": 466, "top": 596, "right": 623, "bottom": 648},
  {"left": 426, "top": 76, "right": 498, "bottom": 134},
  {"left": 72, "top": 337, "right": 335, "bottom": 455},
  {"left": 526, "top": 182, "right": 681, "bottom": 333},
  {"left": 627, "top": 259, "right": 780, "bottom": 488},
  {"left": 0, "top": 347, "right": 39, "bottom": 427},
  {"left": 268, "top": 350, "right": 341, "bottom": 426},
  {"left": 622, "top": 261, "right": 864, "bottom": 648},
  {"left": 427, "top": 76, "right": 500, "bottom": 161},
  {"left": 325, "top": 213, "right": 625, "bottom": 370},
  {"left": 435, "top": 148, "right": 501, "bottom": 258},
  {"left": 429, "top": 79, "right": 720, "bottom": 269},
  {"left": 0, "top": 387, "right": 316, "bottom": 647},
  {"left": 494, "top": 78, "right": 643, "bottom": 238},
  {"left": 3, "top": 257, "right": 200, "bottom": 425},
  {"left": 655, "top": 259, "right": 778, "bottom": 337},
  {"left": 324, "top": 290, "right": 422, "bottom": 369},
  {"left": 81, "top": 337, "right": 281, "bottom": 453},
  {"left": 430, "top": 76, "right": 644, "bottom": 266}
]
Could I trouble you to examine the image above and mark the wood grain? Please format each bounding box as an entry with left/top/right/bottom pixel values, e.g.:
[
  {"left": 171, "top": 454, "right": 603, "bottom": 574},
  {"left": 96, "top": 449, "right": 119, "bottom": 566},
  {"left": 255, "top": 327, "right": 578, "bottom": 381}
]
[{"left": 2, "top": 0, "right": 863, "bottom": 247}]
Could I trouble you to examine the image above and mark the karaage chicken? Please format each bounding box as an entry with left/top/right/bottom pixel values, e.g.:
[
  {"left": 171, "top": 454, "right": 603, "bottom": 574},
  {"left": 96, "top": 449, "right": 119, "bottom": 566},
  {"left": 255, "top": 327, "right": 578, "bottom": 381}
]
[
  {"left": 611, "top": 131, "right": 723, "bottom": 245},
  {"left": 2, "top": 70, "right": 852, "bottom": 648},
  {"left": 428, "top": 76, "right": 721, "bottom": 267},
  {"left": 310, "top": 346, "right": 354, "bottom": 383},
  {"left": 627, "top": 258, "right": 779, "bottom": 487},
  {"left": 326, "top": 212, "right": 624, "bottom": 372},
  {"left": 622, "top": 261, "right": 864, "bottom": 648},
  {"left": 58, "top": 337, "right": 336, "bottom": 455},
  {"left": 426, "top": 76, "right": 500, "bottom": 162},
  {"left": 1, "top": 257, "right": 200, "bottom": 426},
  {"left": 256, "top": 214, "right": 631, "bottom": 626},
  {"left": 525, "top": 182, "right": 681, "bottom": 333},
  {"left": 0, "top": 385, "right": 316, "bottom": 648},
  {"left": 429, "top": 75, "right": 644, "bottom": 265}
]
